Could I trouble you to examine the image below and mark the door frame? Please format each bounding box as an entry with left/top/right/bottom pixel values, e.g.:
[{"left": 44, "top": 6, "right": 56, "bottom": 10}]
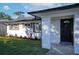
[{"left": 60, "top": 18, "right": 74, "bottom": 44}]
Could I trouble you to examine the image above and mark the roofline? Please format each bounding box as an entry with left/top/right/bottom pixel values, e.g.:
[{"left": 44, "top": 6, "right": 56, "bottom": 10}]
[
  {"left": 5, "top": 18, "right": 41, "bottom": 23},
  {"left": 28, "top": 3, "right": 79, "bottom": 14},
  {"left": 5, "top": 16, "right": 41, "bottom": 23}
]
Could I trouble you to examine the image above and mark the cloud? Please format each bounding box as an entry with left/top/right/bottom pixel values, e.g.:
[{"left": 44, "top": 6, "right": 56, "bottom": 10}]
[
  {"left": 11, "top": 15, "right": 18, "bottom": 19},
  {"left": 3, "top": 5, "right": 10, "bottom": 11},
  {"left": 23, "top": 3, "right": 73, "bottom": 12}
]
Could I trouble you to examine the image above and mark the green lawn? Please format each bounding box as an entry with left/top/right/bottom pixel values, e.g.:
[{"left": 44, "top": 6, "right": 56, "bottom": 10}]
[{"left": 0, "top": 37, "right": 48, "bottom": 55}]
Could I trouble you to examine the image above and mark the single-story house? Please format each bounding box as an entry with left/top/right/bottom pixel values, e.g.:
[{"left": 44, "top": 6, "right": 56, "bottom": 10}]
[
  {"left": 28, "top": 3, "right": 79, "bottom": 54},
  {"left": 6, "top": 16, "right": 41, "bottom": 39}
]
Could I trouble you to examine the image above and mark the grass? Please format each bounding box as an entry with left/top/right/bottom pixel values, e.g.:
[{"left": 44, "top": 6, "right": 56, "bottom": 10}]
[{"left": 0, "top": 37, "right": 48, "bottom": 55}]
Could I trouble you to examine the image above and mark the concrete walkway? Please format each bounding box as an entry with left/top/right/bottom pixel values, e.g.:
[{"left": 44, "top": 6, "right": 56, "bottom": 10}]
[{"left": 47, "top": 43, "right": 75, "bottom": 55}]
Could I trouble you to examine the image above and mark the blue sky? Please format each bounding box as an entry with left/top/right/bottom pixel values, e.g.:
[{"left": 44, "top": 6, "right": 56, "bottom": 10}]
[
  {"left": 0, "top": 3, "right": 25, "bottom": 18},
  {"left": 0, "top": 3, "right": 73, "bottom": 18}
]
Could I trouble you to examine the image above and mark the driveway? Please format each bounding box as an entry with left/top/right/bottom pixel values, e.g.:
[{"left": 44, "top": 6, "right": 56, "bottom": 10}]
[{"left": 47, "top": 42, "right": 74, "bottom": 55}]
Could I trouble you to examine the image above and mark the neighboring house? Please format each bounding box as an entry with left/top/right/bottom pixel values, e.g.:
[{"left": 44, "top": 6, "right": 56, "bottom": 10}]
[
  {"left": 6, "top": 16, "right": 41, "bottom": 39},
  {"left": 0, "top": 20, "right": 8, "bottom": 36},
  {"left": 28, "top": 4, "right": 79, "bottom": 54}
]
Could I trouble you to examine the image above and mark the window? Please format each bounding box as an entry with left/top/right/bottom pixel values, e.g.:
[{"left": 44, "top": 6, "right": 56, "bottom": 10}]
[
  {"left": 35, "top": 23, "right": 41, "bottom": 32},
  {"left": 32, "top": 23, "right": 41, "bottom": 33},
  {"left": 9, "top": 24, "right": 19, "bottom": 30},
  {"left": 24, "top": 22, "right": 41, "bottom": 33},
  {"left": 24, "top": 24, "right": 31, "bottom": 28},
  {"left": 64, "top": 20, "right": 70, "bottom": 23},
  {"left": 32, "top": 23, "right": 35, "bottom": 32}
]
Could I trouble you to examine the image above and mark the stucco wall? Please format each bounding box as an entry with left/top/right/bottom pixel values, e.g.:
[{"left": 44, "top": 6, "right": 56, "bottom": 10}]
[
  {"left": 51, "top": 17, "right": 60, "bottom": 44},
  {"left": 74, "top": 13, "right": 79, "bottom": 54},
  {"left": 42, "top": 16, "right": 51, "bottom": 49}
]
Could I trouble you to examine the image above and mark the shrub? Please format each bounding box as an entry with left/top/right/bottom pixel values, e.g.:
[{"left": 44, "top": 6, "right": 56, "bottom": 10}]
[
  {"left": 23, "top": 36, "right": 27, "bottom": 39},
  {"left": 9, "top": 35, "right": 13, "bottom": 37},
  {"left": 15, "top": 34, "right": 18, "bottom": 37},
  {"left": 19, "top": 36, "right": 22, "bottom": 38}
]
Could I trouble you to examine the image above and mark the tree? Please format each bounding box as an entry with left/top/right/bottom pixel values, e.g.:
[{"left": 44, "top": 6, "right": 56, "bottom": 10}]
[
  {"left": 0, "top": 12, "right": 12, "bottom": 20},
  {"left": 14, "top": 11, "right": 24, "bottom": 16},
  {"left": 4, "top": 14, "right": 12, "bottom": 20},
  {"left": 0, "top": 12, "right": 5, "bottom": 19}
]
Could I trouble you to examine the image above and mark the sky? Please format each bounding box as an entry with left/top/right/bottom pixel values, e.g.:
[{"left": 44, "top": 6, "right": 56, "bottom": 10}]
[{"left": 0, "top": 3, "right": 73, "bottom": 19}]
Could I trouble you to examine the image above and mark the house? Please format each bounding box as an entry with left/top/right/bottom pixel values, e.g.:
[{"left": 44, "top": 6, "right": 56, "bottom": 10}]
[
  {"left": 6, "top": 16, "right": 41, "bottom": 39},
  {"left": 28, "top": 4, "right": 79, "bottom": 54}
]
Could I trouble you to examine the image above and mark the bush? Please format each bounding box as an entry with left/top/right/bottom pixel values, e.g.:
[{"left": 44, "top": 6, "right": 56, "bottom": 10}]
[
  {"left": 34, "top": 36, "right": 40, "bottom": 40},
  {"left": 9, "top": 35, "right": 13, "bottom": 37},
  {"left": 23, "top": 36, "right": 27, "bottom": 39},
  {"left": 19, "top": 36, "right": 22, "bottom": 38},
  {"left": 15, "top": 34, "right": 18, "bottom": 37}
]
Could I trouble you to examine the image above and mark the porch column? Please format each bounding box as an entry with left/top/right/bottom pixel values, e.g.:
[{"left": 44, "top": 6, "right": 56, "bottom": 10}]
[
  {"left": 74, "top": 13, "right": 79, "bottom": 54},
  {"left": 42, "top": 16, "right": 51, "bottom": 49}
]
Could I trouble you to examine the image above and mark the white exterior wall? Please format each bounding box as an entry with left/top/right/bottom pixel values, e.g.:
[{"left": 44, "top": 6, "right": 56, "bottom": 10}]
[
  {"left": 42, "top": 16, "right": 51, "bottom": 49},
  {"left": 51, "top": 18, "right": 60, "bottom": 44},
  {"left": 74, "top": 13, "right": 79, "bottom": 54},
  {"left": 7, "top": 24, "right": 41, "bottom": 39},
  {"left": 7, "top": 24, "right": 27, "bottom": 37}
]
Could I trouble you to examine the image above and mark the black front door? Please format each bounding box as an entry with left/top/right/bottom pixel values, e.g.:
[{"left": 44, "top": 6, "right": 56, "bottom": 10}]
[{"left": 61, "top": 18, "right": 73, "bottom": 43}]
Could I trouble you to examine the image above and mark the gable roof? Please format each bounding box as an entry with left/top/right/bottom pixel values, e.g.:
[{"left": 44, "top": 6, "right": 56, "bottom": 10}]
[
  {"left": 15, "top": 15, "right": 35, "bottom": 20},
  {"left": 28, "top": 3, "right": 79, "bottom": 14}
]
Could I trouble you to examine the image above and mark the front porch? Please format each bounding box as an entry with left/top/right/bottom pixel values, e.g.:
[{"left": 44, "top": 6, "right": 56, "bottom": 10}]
[
  {"left": 47, "top": 15, "right": 74, "bottom": 55},
  {"left": 41, "top": 14, "right": 79, "bottom": 54}
]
